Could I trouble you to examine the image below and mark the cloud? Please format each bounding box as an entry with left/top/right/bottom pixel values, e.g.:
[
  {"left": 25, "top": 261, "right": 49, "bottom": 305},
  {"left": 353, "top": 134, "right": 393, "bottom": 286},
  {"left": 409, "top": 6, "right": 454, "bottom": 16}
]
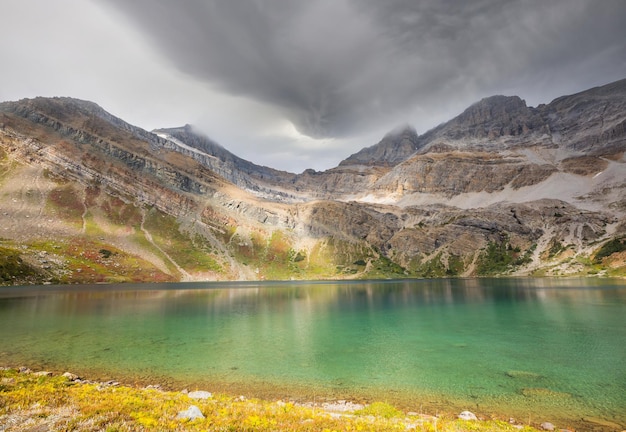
[
  {"left": 0, "top": 0, "right": 215, "bottom": 130},
  {"left": 97, "top": 0, "right": 626, "bottom": 141}
]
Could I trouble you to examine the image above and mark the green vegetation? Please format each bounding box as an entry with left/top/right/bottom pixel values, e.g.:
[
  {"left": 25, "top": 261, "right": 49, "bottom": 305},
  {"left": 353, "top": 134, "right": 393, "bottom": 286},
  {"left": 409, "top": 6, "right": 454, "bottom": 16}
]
[
  {"left": 514, "top": 244, "right": 536, "bottom": 266},
  {"left": 0, "top": 246, "right": 41, "bottom": 283},
  {"left": 142, "top": 209, "right": 223, "bottom": 275},
  {"left": 365, "top": 252, "right": 407, "bottom": 279},
  {"left": 0, "top": 368, "right": 541, "bottom": 432},
  {"left": 474, "top": 238, "right": 542, "bottom": 275},
  {"left": 594, "top": 237, "right": 626, "bottom": 263},
  {"left": 414, "top": 253, "right": 447, "bottom": 277},
  {"left": 475, "top": 239, "right": 515, "bottom": 275},
  {"left": 413, "top": 253, "right": 465, "bottom": 278},
  {"left": 26, "top": 237, "right": 174, "bottom": 284},
  {"left": 546, "top": 240, "right": 566, "bottom": 259},
  {"left": 46, "top": 184, "right": 85, "bottom": 228},
  {"left": 355, "top": 401, "right": 403, "bottom": 419}
]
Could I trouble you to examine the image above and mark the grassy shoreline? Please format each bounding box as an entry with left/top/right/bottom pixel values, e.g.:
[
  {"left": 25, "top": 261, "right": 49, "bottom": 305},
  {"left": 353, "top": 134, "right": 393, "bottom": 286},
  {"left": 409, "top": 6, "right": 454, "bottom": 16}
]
[{"left": 0, "top": 367, "right": 560, "bottom": 432}]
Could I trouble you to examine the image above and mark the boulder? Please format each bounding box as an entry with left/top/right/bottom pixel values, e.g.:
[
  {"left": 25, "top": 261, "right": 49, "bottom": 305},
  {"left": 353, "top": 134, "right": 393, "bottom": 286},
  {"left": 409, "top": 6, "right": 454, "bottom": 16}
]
[
  {"left": 540, "top": 422, "right": 555, "bottom": 431},
  {"left": 188, "top": 390, "right": 212, "bottom": 399},
  {"left": 458, "top": 410, "right": 478, "bottom": 420},
  {"left": 176, "top": 405, "right": 205, "bottom": 421},
  {"left": 62, "top": 372, "right": 79, "bottom": 381}
]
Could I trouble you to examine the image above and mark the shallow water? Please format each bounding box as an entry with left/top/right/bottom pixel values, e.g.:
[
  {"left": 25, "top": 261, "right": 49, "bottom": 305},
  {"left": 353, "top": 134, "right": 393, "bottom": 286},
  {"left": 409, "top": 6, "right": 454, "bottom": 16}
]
[{"left": 1, "top": 278, "right": 624, "bottom": 426}]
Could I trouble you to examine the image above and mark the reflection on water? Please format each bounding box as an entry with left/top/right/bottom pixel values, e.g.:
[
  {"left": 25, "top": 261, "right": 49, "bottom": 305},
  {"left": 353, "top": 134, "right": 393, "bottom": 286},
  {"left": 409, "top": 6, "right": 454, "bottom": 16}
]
[{"left": 0, "top": 278, "right": 625, "bottom": 426}]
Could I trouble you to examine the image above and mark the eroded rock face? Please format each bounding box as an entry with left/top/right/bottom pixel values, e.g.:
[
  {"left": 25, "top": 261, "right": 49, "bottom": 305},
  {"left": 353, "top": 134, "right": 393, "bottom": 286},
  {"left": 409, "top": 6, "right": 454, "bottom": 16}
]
[{"left": 371, "top": 152, "right": 557, "bottom": 197}]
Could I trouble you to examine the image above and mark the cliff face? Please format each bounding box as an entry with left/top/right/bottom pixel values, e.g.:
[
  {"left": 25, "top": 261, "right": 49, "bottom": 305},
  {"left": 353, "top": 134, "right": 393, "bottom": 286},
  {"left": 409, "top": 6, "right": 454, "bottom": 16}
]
[{"left": 0, "top": 80, "right": 624, "bottom": 285}]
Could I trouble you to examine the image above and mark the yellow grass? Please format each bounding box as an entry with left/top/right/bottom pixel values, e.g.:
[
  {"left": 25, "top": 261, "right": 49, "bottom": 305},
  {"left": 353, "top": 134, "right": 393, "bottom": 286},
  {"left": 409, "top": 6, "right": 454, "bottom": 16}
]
[{"left": 0, "top": 368, "right": 540, "bottom": 431}]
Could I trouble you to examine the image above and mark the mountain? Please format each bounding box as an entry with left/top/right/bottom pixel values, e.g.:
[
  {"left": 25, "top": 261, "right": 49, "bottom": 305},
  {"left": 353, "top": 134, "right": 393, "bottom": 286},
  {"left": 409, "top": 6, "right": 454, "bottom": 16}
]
[
  {"left": 339, "top": 125, "right": 421, "bottom": 167},
  {"left": 0, "top": 80, "right": 625, "bottom": 285}
]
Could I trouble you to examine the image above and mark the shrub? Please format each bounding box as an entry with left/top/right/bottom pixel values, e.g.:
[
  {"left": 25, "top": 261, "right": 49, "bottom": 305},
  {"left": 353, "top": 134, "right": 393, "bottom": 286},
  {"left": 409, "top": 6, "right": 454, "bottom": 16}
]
[
  {"left": 476, "top": 240, "right": 513, "bottom": 275},
  {"left": 594, "top": 238, "right": 626, "bottom": 263}
]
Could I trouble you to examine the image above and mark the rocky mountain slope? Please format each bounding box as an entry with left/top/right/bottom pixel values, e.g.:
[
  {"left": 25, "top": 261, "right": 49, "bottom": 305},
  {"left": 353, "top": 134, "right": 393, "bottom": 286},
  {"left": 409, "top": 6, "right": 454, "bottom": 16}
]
[{"left": 0, "top": 80, "right": 624, "bottom": 285}]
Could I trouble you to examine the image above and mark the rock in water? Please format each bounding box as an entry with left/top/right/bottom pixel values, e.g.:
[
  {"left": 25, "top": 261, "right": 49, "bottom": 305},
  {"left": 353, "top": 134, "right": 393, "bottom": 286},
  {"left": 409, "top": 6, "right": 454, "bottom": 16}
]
[
  {"left": 458, "top": 411, "right": 478, "bottom": 420},
  {"left": 177, "top": 405, "right": 205, "bottom": 420}
]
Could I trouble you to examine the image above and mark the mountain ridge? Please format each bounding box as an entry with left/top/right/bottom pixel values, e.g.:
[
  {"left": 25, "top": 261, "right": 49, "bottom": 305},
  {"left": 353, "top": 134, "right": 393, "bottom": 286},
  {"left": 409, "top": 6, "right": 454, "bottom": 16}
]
[{"left": 0, "top": 79, "right": 624, "bottom": 284}]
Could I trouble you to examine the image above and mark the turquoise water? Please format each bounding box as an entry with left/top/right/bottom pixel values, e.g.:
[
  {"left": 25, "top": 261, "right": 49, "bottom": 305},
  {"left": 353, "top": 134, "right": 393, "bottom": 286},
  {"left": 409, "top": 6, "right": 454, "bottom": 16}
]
[{"left": 0, "top": 278, "right": 624, "bottom": 425}]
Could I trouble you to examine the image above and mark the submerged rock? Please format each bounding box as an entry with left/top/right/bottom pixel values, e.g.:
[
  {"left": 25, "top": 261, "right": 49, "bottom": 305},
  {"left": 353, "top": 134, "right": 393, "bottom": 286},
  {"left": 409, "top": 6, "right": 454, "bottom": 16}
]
[
  {"left": 520, "top": 387, "right": 572, "bottom": 399},
  {"left": 458, "top": 411, "right": 478, "bottom": 420},
  {"left": 177, "top": 405, "right": 205, "bottom": 420},
  {"left": 505, "top": 370, "right": 542, "bottom": 380},
  {"left": 582, "top": 416, "right": 624, "bottom": 430}
]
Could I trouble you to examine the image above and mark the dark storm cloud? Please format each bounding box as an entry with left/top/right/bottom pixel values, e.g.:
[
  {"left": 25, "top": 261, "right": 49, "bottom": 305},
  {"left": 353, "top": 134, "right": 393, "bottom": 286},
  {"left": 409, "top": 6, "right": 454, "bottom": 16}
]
[{"left": 98, "top": 0, "right": 626, "bottom": 139}]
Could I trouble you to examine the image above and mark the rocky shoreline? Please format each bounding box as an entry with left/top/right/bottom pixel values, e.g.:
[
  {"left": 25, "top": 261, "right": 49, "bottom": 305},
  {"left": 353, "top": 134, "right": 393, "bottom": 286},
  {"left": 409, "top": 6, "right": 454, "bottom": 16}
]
[{"left": 4, "top": 366, "right": 618, "bottom": 431}]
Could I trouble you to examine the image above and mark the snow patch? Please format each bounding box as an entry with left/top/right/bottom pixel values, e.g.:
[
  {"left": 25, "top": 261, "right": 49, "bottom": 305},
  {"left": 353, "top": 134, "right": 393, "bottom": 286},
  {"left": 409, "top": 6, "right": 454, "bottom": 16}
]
[{"left": 156, "top": 132, "right": 217, "bottom": 160}]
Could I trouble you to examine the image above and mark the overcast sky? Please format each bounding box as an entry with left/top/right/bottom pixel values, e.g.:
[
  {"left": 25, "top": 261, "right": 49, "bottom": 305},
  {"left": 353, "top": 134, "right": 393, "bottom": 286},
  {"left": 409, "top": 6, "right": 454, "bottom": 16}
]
[{"left": 2, "top": 0, "right": 625, "bottom": 173}]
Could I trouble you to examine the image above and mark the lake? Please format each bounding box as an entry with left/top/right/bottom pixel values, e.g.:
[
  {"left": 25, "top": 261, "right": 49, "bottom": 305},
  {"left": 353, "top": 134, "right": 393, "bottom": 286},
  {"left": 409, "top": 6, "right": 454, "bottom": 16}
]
[{"left": 0, "top": 278, "right": 624, "bottom": 427}]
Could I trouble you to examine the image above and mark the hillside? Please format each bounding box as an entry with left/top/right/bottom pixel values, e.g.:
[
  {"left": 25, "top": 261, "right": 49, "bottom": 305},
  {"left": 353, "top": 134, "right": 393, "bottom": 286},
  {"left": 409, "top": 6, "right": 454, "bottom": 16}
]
[{"left": 0, "top": 80, "right": 625, "bottom": 285}]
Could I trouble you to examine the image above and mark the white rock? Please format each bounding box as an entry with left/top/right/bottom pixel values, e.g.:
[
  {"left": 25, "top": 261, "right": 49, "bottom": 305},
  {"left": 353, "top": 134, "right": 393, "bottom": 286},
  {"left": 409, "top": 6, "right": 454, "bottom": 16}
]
[
  {"left": 188, "top": 390, "right": 212, "bottom": 399},
  {"left": 540, "top": 422, "right": 555, "bottom": 431},
  {"left": 177, "top": 405, "right": 205, "bottom": 420},
  {"left": 458, "top": 410, "right": 478, "bottom": 421}
]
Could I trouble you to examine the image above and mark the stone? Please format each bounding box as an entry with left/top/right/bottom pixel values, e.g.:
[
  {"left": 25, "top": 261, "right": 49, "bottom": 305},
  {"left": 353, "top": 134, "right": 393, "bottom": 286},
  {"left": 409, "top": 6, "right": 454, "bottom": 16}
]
[
  {"left": 145, "top": 384, "right": 163, "bottom": 390},
  {"left": 188, "top": 390, "right": 212, "bottom": 399},
  {"left": 177, "top": 405, "right": 204, "bottom": 421},
  {"left": 33, "top": 371, "right": 53, "bottom": 377},
  {"left": 62, "top": 372, "right": 79, "bottom": 381},
  {"left": 458, "top": 411, "right": 478, "bottom": 421},
  {"left": 540, "top": 422, "right": 555, "bottom": 431}
]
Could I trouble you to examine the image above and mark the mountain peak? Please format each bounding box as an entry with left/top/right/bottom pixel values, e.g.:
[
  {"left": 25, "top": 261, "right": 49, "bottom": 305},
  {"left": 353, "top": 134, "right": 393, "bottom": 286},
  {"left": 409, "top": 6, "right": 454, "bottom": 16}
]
[
  {"left": 455, "top": 95, "right": 529, "bottom": 125},
  {"left": 339, "top": 124, "right": 420, "bottom": 167}
]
